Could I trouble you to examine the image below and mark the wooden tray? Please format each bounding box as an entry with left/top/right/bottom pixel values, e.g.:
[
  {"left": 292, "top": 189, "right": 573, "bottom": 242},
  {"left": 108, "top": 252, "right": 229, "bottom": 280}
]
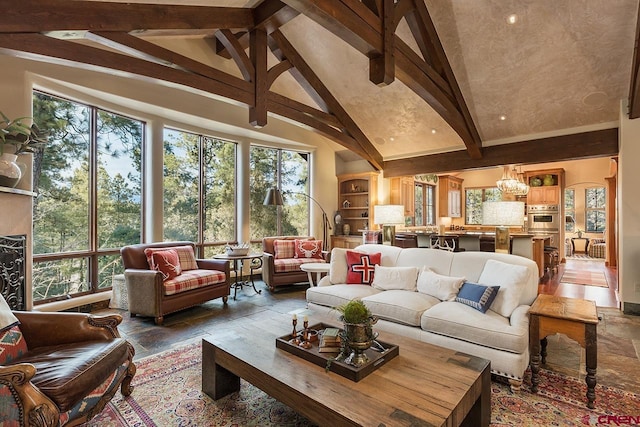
[{"left": 275, "top": 322, "right": 399, "bottom": 382}]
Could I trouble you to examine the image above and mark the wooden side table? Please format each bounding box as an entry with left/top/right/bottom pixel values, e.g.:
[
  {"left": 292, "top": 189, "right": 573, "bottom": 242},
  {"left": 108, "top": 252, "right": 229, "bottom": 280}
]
[
  {"left": 529, "top": 295, "right": 599, "bottom": 408},
  {"left": 571, "top": 237, "right": 590, "bottom": 254}
]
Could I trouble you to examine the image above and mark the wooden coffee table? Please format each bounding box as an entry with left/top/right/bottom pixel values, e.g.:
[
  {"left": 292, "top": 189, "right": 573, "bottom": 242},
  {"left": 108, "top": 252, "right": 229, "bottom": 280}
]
[{"left": 202, "top": 316, "right": 491, "bottom": 426}]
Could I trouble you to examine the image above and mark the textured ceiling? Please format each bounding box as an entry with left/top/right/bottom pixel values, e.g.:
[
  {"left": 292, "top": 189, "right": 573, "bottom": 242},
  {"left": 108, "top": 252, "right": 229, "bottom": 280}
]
[{"left": 81, "top": 1, "right": 640, "bottom": 161}]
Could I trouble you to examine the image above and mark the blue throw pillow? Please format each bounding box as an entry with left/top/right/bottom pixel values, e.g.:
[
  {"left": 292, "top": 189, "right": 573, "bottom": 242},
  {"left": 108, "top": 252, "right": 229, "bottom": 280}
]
[{"left": 455, "top": 282, "right": 500, "bottom": 313}]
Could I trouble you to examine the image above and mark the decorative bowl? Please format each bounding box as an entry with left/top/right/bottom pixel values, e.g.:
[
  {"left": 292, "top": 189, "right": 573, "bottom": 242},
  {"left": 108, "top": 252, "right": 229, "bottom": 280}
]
[{"left": 225, "top": 247, "right": 250, "bottom": 256}]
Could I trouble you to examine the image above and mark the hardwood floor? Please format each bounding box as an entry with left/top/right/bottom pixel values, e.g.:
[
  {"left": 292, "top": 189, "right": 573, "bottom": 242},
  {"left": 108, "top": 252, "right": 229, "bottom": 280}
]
[{"left": 538, "top": 257, "right": 619, "bottom": 308}]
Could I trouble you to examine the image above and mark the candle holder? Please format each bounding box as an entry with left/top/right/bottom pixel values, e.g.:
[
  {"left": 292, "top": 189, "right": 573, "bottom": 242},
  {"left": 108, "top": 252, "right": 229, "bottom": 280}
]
[
  {"left": 289, "top": 317, "right": 301, "bottom": 345},
  {"left": 299, "top": 319, "right": 312, "bottom": 349}
]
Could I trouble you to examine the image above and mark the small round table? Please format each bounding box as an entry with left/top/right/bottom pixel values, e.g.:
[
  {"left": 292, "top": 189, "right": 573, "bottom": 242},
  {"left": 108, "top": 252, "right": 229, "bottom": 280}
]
[
  {"left": 213, "top": 253, "right": 263, "bottom": 300},
  {"left": 300, "top": 263, "right": 330, "bottom": 287}
]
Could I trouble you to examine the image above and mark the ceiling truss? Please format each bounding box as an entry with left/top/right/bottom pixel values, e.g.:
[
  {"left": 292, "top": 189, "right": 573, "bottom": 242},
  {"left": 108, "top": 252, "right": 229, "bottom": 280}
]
[{"left": 0, "top": 0, "right": 621, "bottom": 176}]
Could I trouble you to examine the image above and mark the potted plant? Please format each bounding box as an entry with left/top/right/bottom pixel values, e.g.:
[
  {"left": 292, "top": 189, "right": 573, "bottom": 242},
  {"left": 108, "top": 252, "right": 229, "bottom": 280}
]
[
  {"left": 334, "top": 300, "right": 378, "bottom": 367},
  {"left": 0, "top": 112, "right": 47, "bottom": 188},
  {"left": 576, "top": 229, "right": 584, "bottom": 238}
]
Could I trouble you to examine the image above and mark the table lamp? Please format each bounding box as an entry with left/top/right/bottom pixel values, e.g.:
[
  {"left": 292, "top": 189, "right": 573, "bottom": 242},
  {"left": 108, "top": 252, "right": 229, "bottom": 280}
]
[
  {"left": 482, "top": 201, "right": 525, "bottom": 253},
  {"left": 374, "top": 205, "right": 404, "bottom": 245}
]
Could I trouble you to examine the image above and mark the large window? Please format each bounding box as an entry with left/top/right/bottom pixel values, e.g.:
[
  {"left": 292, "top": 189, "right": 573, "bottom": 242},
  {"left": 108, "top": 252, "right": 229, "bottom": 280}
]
[
  {"left": 32, "top": 91, "right": 144, "bottom": 303},
  {"left": 249, "top": 147, "right": 309, "bottom": 240},
  {"left": 564, "top": 188, "right": 575, "bottom": 232},
  {"left": 414, "top": 182, "right": 435, "bottom": 226},
  {"left": 585, "top": 187, "right": 606, "bottom": 232},
  {"left": 465, "top": 187, "right": 502, "bottom": 224},
  {"left": 163, "top": 129, "right": 236, "bottom": 257}
]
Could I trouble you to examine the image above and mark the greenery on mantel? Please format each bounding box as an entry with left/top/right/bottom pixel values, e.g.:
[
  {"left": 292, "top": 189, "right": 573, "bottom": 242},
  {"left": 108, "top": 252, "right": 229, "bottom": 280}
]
[{"left": 0, "top": 112, "right": 48, "bottom": 155}]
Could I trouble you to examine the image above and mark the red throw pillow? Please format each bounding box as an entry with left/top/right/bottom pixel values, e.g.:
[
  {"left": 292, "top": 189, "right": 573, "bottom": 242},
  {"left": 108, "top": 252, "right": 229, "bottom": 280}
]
[
  {"left": 294, "top": 239, "right": 323, "bottom": 259},
  {"left": 346, "top": 251, "right": 381, "bottom": 285},
  {"left": 144, "top": 248, "right": 182, "bottom": 281}
]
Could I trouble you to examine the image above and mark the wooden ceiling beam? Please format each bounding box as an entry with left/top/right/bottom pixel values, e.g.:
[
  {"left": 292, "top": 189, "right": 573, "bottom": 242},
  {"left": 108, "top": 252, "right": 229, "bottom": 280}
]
[
  {"left": 215, "top": 29, "right": 255, "bottom": 82},
  {"left": 250, "top": 28, "right": 268, "bottom": 128},
  {"left": 369, "top": 0, "right": 396, "bottom": 86},
  {"left": 269, "top": 29, "right": 383, "bottom": 170},
  {"left": 86, "top": 32, "right": 248, "bottom": 91},
  {"left": 628, "top": 2, "right": 640, "bottom": 118},
  {"left": 0, "top": 33, "right": 253, "bottom": 104},
  {"left": 1, "top": 0, "right": 253, "bottom": 33},
  {"left": 383, "top": 128, "right": 619, "bottom": 178},
  {"left": 216, "top": 0, "right": 299, "bottom": 59},
  {"left": 282, "top": 0, "right": 482, "bottom": 159},
  {"left": 0, "top": 32, "right": 357, "bottom": 151}
]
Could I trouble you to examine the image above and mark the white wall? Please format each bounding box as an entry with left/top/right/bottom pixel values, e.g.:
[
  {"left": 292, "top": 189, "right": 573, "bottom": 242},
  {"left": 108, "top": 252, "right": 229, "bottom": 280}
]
[{"left": 619, "top": 100, "right": 640, "bottom": 313}]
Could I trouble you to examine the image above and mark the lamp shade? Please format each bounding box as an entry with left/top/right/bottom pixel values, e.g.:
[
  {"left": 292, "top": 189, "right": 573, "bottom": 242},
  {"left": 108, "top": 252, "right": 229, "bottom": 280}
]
[
  {"left": 263, "top": 188, "right": 284, "bottom": 206},
  {"left": 482, "top": 201, "right": 525, "bottom": 226},
  {"left": 374, "top": 205, "right": 405, "bottom": 225}
]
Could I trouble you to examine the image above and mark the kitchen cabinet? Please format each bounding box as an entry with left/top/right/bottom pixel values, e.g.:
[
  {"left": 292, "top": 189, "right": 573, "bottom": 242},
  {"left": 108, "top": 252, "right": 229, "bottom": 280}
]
[
  {"left": 336, "top": 172, "right": 379, "bottom": 242},
  {"left": 390, "top": 176, "right": 415, "bottom": 217},
  {"left": 438, "top": 175, "right": 463, "bottom": 218},
  {"left": 525, "top": 168, "right": 564, "bottom": 205}
]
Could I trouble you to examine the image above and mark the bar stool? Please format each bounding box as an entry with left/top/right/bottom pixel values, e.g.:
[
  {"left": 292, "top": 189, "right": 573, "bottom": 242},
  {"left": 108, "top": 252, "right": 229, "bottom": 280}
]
[{"left": 544, "top": 246, "right": 559, "bottom": 276}]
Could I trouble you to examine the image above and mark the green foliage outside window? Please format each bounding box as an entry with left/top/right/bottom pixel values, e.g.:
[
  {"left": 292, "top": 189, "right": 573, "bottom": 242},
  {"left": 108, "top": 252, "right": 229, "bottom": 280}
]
[
  {"left": 32, "top": 92, "right": 143, "bottom": 302},
  {"left": 585, "top": 187, "right": 606, "bottom": 233}
]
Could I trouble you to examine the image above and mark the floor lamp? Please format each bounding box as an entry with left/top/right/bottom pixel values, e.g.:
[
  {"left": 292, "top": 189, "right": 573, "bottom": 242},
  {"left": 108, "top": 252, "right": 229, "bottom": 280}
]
[
  {"left": 482, "top": 201, "right": 525, "bottom": 254},
  {"left": 263, "top": 188, "right": 332, "bottom": 244}
]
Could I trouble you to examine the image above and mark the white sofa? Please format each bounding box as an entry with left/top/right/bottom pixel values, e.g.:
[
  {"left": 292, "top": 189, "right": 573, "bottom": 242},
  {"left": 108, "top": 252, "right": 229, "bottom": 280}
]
[{"left": 306, "top": 244, "right": 539, "bottom": 391}]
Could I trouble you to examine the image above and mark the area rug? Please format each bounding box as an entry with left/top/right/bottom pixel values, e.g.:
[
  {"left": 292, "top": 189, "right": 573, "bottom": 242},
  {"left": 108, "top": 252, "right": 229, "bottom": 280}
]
[
  {"left": 86, "top": 342, "right": 639, "bottom": 427},
  {"left": 561, "top": 269, "right": 608, "bottom": 287}
]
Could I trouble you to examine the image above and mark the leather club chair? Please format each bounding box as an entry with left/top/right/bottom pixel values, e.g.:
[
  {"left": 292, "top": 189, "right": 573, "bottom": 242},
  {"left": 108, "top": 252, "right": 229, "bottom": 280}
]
[{"left": 0, "top": 308, "right": 135, "bottom": 426}]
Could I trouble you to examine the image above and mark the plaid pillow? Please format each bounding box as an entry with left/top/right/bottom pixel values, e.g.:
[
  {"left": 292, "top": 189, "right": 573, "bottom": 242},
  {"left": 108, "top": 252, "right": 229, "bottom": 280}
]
[
  {"left": 294, "top": 239, "right": 323, "bottom": 259},
  {"left": 145, "top": 249, "right": 182, "bottom": 281},
  {"left": 145, "top": 245, "right": 198, "bottom": 271},
  {"left": 0, "top": 325, "right": 28, "bottom": 365},
  {"left": 346, "top": 251, "right": 381, "bottom": 285},
  {"left": 274, "top": 240, "right": 296, "bottom": 259}
]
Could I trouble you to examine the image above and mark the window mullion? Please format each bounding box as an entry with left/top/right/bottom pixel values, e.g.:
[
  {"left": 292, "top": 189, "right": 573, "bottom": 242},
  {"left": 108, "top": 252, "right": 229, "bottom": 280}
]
[{"left": 89, "top": 107, "right": 99, "bottom": 292}]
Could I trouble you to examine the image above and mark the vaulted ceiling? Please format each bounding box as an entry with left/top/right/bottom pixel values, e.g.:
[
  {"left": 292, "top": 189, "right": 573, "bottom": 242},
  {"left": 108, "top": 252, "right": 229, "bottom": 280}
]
[{"left": 0, "top": 0, "right": 634, "bottom": 176}]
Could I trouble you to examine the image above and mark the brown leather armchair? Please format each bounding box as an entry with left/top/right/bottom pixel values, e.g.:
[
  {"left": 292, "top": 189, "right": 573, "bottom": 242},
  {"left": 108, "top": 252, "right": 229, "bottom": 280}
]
[
  {"left": 121, "top": 241, "right": 230, "bottom": 325},
  {"left": 0, "top": 311, "right": 135, "bottom": 427}
]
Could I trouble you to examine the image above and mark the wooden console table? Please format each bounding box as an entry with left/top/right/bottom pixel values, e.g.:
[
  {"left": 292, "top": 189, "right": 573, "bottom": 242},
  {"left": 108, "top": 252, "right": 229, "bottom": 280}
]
[{"left": 529, "top": 295, "right": 599, "bottom": 408}]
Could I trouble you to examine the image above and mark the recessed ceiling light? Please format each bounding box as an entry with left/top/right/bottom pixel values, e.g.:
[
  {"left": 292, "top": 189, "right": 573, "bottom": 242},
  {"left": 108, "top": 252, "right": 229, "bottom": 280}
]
[
  {"left": 431, "top": 128, "right": 437, "bottom": 134},
  {"left": 507, "top": 14, "right": 518, "bottom": 24},
  {"left": 499, "top": 115, "right": 507, "bottom": 121},
  {"left": 389, "top": 137, "right": 395, "bottom": 142}
]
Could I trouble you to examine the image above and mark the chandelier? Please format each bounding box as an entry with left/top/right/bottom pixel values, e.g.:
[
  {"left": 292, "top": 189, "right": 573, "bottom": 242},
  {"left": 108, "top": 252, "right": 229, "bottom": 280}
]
[{"left": 496, "top": 165, "right": 529, "bottom": 196}]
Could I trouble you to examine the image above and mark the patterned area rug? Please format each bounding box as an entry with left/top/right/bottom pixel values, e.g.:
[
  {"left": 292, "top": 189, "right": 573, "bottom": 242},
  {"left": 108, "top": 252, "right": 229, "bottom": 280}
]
[
  {"left": 87, "top": 342, "right": 639, "bottom": 426},
  {"left": 561, "top": 269, "right": 608, "bottom": 287}
]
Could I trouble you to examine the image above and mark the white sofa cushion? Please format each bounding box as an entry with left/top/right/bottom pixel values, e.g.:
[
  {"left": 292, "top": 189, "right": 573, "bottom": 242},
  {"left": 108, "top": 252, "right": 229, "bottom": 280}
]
[
  {"left": 478, "top": 259, "right": 529, "bottom": 317},
  {"left": 421, "top": 301, "right": 528, "bottom": 353},
  {"left": 371, "top": 266, "right": 418, "bottom": 291},
  {"left": 306, "top": 284, "right": 380, "bottom": 309},
  {"left": 416, "top": 268, "right": 465, "bottom": 301},
  {"left": 362, "top": 290, "right": 439, "bottom": 326}
]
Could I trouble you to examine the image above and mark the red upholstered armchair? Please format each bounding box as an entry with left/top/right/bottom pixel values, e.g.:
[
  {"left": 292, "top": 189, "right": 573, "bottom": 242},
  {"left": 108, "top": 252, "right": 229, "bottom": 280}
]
[
  {"left": 121, "top": 241, "right": 230, "bottom": 325},
  {"left": 0, "top": 299, "right": 135, "bottom": 427},
  {"left": 261, "top": 236, "right": 329, "bottom": 291}
]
